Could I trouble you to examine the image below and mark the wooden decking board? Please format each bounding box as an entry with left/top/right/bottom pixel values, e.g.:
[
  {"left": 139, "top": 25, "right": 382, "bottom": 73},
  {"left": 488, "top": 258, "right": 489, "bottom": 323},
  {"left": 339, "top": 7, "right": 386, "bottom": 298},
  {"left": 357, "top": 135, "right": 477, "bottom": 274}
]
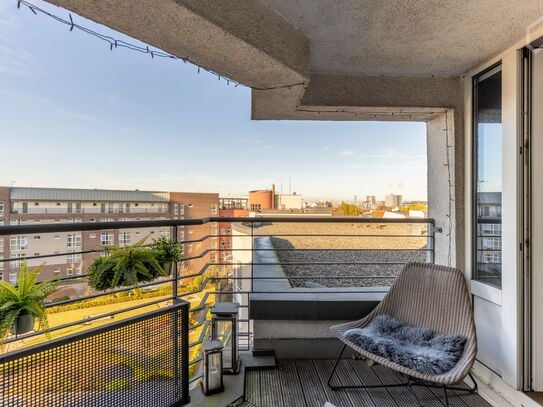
[
  {"left": 349, "top": 360, "right": 403, "bottom": 407},
  {"left": 313, "top": 359, "right": 355, "bottom": 407},
  {"left": 426, "top": 385, "right": 470, "bottom": 407},
  {"left": 295, "top": 360, "right": 330, "bottom": 407},
  {"left": 388, "top": 370, "right": 446, "bottom": 407},
  {"left": 275, "top": 360, "right": 306, "bottom": 407},
  {"left": 245, "top": 366, "right": 261, "bottom": 405},
  {"left": 244, "top": 360, "right": 493, "bottom": 407},
  {"left": 449, "top": 389, "right": 492, "bottom": 407},
  {"left": 331, "top": 359, "right": 376, "bottom": 407},
  {"left": 370, "top": 364, "right": 421, "bottom": 407},
  {"left": 259, "top": 368, "right": 284, "bottom": 407}
]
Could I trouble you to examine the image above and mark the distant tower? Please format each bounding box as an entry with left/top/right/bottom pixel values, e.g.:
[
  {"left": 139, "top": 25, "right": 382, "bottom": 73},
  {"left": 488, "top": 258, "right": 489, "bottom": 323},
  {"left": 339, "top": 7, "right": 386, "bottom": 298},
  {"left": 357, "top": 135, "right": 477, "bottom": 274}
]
[{"left": 289, "top": 176, "right": 292, "bottom": 195}]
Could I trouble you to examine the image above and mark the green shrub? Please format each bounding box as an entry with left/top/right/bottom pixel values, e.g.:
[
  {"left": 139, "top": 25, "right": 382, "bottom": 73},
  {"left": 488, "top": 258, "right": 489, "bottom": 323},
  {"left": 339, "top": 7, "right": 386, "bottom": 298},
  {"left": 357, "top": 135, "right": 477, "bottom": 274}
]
[{"left": 88, "top": 240, "right": 165, "bottom": 290}]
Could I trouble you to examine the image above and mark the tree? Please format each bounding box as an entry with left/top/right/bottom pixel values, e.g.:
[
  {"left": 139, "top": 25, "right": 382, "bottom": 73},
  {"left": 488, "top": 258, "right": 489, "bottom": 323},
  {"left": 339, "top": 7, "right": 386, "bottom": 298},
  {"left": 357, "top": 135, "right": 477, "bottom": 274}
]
[{"left": 337, "top": 202, "right": 361, "bottom": 216}]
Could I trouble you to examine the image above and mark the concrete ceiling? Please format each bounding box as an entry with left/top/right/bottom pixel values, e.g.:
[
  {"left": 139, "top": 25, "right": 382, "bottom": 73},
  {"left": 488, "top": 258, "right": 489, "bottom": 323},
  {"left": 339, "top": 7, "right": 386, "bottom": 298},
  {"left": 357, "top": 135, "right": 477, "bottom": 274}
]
[
  {"left": 261, "top": 0, "right": 543, "bottom": 76},
  {"left": 45, "top": 0, "right": 543, "bottom": 122}
]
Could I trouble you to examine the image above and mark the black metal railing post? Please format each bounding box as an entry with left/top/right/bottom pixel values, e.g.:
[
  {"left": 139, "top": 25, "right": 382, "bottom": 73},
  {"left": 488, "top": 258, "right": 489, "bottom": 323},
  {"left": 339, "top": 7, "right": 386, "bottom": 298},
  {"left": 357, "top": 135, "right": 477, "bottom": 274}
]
[
  {"left": 429, "top": 224, "right": 436, "bottom": 264},
  {"left": 173, "top": 225, "right": 179, "bottom": 301}
]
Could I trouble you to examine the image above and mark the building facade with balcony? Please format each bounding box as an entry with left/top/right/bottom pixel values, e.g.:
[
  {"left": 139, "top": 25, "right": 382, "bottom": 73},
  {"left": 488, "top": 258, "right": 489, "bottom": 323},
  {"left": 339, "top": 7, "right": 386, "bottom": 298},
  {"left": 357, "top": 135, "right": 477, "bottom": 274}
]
[{"left": 0, "top": 187, "right": 218, "bottom": 282}]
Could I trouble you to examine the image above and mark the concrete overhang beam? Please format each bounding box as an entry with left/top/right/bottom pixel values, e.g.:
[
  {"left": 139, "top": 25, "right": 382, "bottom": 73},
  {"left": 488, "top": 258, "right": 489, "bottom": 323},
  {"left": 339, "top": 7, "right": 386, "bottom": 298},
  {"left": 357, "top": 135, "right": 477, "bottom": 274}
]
[
  {"left": 252, "top": 74, "right": 462, "bottom": 122},
  {"left": 46, "top": 0, "right": 309, "bottom": 89}
]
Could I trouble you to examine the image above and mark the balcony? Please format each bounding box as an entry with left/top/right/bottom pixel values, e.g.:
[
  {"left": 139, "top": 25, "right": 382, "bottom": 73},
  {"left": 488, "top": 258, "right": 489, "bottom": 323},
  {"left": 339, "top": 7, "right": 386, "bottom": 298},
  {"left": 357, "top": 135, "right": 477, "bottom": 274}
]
[{"left": 0, "top": 217, "right": 490, "bottom": 406}]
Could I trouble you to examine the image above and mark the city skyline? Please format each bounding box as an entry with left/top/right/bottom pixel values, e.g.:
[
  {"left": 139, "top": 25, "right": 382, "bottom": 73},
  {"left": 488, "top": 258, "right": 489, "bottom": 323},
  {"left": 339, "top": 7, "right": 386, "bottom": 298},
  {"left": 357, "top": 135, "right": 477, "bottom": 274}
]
[{"left": 0, "top": 0, "right": 427, "bottom": 201}]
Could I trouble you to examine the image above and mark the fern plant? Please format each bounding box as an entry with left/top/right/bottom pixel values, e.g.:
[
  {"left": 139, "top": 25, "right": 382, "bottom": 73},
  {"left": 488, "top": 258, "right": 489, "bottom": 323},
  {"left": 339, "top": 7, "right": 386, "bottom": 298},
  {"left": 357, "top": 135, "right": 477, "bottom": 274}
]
[
  {"left": 0, "top": 262, "right": 58, "bottom": 341},
  {"left": 88, "top": 239, "right": 166, "bottom": 291},
  {"left": 151, "top": 236, "right": 182, "bottom": 264}
]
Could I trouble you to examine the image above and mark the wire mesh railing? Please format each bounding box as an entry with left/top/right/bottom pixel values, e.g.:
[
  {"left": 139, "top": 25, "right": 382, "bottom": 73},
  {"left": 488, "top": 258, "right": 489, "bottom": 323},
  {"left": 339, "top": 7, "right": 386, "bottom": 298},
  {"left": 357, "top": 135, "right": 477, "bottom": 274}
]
[{"left": 0, "top": 302, "right": 190, "bottom": 407}]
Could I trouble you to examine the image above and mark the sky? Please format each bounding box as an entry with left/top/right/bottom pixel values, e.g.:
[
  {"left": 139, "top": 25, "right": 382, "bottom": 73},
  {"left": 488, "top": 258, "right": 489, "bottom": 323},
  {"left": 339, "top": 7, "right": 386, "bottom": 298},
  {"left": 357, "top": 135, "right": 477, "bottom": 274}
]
[{"left": 0, "top": 0, "right": 427, "bottom": 202}]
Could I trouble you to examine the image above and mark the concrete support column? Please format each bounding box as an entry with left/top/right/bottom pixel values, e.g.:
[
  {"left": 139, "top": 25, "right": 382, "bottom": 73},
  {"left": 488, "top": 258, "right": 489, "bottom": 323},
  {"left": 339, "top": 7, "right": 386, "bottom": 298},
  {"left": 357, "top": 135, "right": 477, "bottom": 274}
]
[{"left": 427, "top": 110, "right": 462, "bottom": 267}]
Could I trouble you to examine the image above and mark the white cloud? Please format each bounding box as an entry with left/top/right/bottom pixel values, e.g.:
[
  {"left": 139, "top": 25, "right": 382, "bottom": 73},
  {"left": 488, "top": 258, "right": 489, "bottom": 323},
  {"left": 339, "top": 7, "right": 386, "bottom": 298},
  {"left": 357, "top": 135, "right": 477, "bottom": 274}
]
[{"left": 340, "top": 150, "right": 355, "bottom": 157}]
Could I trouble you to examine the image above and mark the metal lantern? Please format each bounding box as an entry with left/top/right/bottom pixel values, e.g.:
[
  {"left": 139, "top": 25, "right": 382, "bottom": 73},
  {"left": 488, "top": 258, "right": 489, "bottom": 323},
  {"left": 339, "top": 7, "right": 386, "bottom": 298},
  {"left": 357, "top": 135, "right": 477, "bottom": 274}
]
[
  {"left": 211, "top": 302, "right": 240, "bottom": 374},
  {"left": 201, "top": 339, "right": 224, "bottom": 396}
]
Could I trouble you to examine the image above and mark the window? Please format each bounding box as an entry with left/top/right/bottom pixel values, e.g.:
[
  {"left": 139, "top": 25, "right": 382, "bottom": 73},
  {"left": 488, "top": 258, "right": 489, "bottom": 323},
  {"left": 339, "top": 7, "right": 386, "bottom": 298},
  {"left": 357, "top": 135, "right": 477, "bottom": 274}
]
[
  {"left": 89, "top": 233, "right": 96, "bottom": 239},
  {"left": 473, "top": 64, "right": 502, "bottom": 288},
  {"left": 126, "top": 203, "right": 131, "bottom": 213},
  {"left": 54, "top": 267, "right": 61, "bottom": 274},
  {"left": 10, "top": 236, "right": 28, "bottom": 251},
  {"left": 66, "top": 234, "right": 82, "bottom": 248},
  {"left": 119, "top": 232, "right": 131, "bottom": 246},
  {"left": 101, "top": 203, "right": 106, "bottom": 213},
  {"left": 210, "top": 252, "right": 217, "bottom": 263},
  {"left": 53, "top": 234, "right": 60, "bottom": 240},
  {"left": 210, "top": 204, "right": 218, "bottom": 214},
  {"left": 66, "top": 267, "right": 74, "bottom": 276},
  {"left": 9, "top": 272, "right": 17, "bottom": 284},
  {"left": 75, "top": 267, "right": 83, "bottom": 275},
  {"left": 108, "top": 202, "right": 114, "bottom": 213},
  {"left": 34, "top": 235, "right": 41, "bottom": 239},
  {"left": 10, "top": 254, "right": 23, "bottom": 269},
  {"left": 100, "top": 232, "right": 113, "bottom": 245},
  {"left": 0, "top": 202, "right": 4, "bottom": 216},
  {"left": 0, "top": 256, "right": 3, "bottom": 270},
  {"left": 67, "top": 251, "right": 81, "bottom": 264}
]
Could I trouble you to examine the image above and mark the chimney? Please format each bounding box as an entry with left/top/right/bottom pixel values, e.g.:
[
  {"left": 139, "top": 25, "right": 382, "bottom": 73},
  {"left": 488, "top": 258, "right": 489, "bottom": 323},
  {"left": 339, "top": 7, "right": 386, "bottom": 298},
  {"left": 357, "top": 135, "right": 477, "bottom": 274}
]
[{"left": 271, "top": 184, "right": 276, "bottom": 209}]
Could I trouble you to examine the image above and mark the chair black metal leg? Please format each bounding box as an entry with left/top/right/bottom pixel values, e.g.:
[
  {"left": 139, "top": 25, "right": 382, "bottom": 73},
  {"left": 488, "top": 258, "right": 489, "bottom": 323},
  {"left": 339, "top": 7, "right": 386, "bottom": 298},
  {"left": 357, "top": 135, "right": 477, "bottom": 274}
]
[
  {"left": 327, "top": 346, "right": 476, "bottom": 407},
  {"left": 327, "top": 343, "right": 347, "bottom": 389},
  {"left": 443, "top": 385, "right": 450, "bottom": 407},
  {"left": 406, "top": 380, "right": 424, "bottom": 407},
  {"left": 328, "top": 344, "right": 410, "bottom": 391},
  {"left": 467, "top": 372, "right": 478, "bottom": 393}
]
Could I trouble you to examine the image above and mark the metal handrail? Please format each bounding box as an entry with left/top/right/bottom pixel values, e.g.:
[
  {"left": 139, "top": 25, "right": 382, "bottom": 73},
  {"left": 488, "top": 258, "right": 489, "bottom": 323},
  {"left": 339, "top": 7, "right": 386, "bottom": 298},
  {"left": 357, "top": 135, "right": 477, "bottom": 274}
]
[
  {"left": 0, "top": 215, "right": 436, "bottom": 380},
  {"left": 0, "top": 216, "right": 435, "bottom": 236}
]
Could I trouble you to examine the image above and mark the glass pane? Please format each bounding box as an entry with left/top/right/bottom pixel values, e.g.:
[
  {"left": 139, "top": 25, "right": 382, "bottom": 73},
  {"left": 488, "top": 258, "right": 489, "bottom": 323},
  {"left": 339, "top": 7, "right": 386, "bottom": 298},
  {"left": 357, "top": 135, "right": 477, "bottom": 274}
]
[
  {"left": 473, "top": 66, "right": 502, "bottom": 287},
  {"left": 216, "top": 320, "right": 233, "bottom": 369},
  {"left": 207, "top": 353, "right": 222, "bottom": 389}
]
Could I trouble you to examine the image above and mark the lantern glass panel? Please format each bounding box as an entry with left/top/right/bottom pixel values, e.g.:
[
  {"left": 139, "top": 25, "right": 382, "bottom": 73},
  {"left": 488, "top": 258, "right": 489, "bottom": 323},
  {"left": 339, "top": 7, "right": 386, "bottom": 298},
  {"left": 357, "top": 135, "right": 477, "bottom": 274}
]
[
  {"left": 207, "top": 352, "right": 222, "bottom": 391},
  {"left": 215, "top": 319, "right": 233, "bottom": 368}
]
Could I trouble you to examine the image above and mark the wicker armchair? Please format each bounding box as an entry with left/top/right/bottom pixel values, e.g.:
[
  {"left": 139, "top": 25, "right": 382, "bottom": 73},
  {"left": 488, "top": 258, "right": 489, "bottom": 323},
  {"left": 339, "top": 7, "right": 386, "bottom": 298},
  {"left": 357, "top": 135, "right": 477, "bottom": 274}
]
[{"left": 328, "top": 262, "right": 478, "bottom": 407}]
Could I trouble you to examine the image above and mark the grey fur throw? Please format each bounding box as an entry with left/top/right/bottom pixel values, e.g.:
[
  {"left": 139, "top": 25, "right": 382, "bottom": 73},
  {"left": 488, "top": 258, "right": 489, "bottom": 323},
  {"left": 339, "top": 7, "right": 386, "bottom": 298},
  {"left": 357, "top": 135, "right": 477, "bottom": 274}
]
[{"left": 344, "top": 315, "right": 466, "bottom": 375}]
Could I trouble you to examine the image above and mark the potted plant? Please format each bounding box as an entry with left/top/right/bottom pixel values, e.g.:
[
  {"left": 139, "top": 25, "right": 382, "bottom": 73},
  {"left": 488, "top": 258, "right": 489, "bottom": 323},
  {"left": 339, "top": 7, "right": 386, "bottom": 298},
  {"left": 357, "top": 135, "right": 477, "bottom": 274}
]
[
  {"left": 151, "top": 236, "right": 182, "bottom": 275},
  {"left": 88, "top": 239, "right": 166, "bottom": 291},
  {"left": 0, "top": 262, "right": 58, "bottom": 339}
]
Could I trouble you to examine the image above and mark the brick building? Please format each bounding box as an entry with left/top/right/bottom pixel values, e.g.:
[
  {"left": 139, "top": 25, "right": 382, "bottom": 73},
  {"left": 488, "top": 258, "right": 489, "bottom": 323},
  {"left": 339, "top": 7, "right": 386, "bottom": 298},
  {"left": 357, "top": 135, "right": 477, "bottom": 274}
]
[{"left": 0, "top": 187, "right": 218, "bottom": 283}]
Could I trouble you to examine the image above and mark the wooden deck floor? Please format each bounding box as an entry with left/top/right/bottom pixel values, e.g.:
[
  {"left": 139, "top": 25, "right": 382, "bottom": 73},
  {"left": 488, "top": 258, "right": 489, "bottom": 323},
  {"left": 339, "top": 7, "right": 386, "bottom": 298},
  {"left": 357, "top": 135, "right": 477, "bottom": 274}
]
[{"left": 245, "top": 360, "right": 492, "bottom": 407}]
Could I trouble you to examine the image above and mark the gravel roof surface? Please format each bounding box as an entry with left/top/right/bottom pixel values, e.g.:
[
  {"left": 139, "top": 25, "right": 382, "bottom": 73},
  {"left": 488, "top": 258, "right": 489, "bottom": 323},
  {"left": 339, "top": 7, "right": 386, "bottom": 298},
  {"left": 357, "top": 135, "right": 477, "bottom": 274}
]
[{"left": 255, "top": 222, "right": 430, "bottom": 288}]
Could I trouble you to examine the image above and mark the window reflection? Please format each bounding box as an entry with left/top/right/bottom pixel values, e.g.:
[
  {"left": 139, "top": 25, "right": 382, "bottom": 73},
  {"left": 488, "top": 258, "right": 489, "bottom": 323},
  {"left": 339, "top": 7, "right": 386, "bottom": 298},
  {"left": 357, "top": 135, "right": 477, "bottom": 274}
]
[{"left": 473, "top": 65, "right": 502, "bottom": 288}]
